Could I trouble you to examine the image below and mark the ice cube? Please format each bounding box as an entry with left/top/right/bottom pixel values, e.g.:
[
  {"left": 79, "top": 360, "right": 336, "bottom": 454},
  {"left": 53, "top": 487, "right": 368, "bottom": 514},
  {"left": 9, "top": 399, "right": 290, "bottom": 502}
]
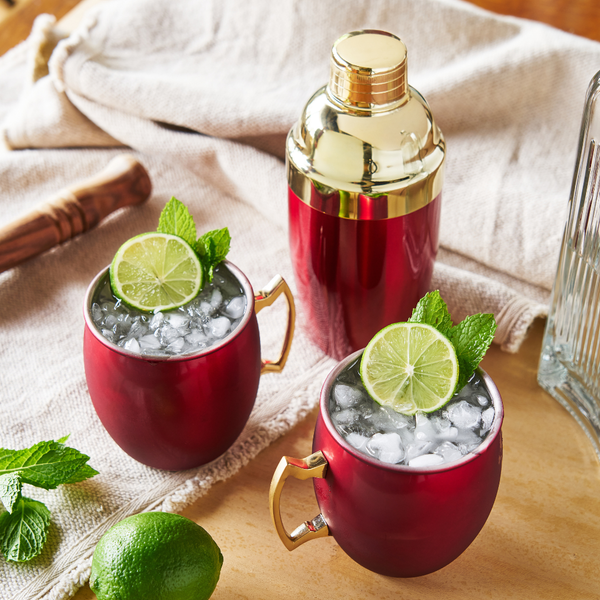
[
  {"left": 454, "top": 427, "right": 483, "bottom": 455},
  {"left": 166, "top": 337, "right": 185, "bottom": 354},
  {"left": 333, "top": 408, "right": 358, "bottom": 426},
  {"left": 368, "top": 406, "right": 410, "bottom": 433},
  {"left": 186, "top": 330, "right": 209, "bottom": 345},
  {"left": 333, "top": 384, "right": 365, "bottom": 409},
  {"left": 123, "top": 338, "right": 141, "bottom": 354},
  {"left": 430, "top": 415, "right": 452, "bottom": 435},
  {"left": 366, "top": 433, "right": 404, "bottom": 464},
  {"left": 104, "top": 314, "right": 117, "bottom": 328},
  {"left": 91, "top": 303, "right": 103, "bottom": 323},
  {"left": 208, "top": 316, "right": 231, "bottom": 339},
  {"left": 434, "top": 441, "right": 463, "bottom": 463},
  {"left": 409, "top": 454, "right": 444, "bottom": 468},
  {"left": 149, "top": 313, "right": 164, "bottom": 330},
  {"left": 398, "top": 426, "right": 416, "bottom": 447},
  {"left": 369, "top": 407, "right": 397, "bottom": 432},
  {"left": 167, "top": 313, "right": 189, "bottom": 328},
  {"left": 198, "top": 301, "right": 214, "bottom": 316},
  {"left": 414, "top": 412, "right": 437, "bottom": 442},
  {"left": 346, "top": 432, "right": 369, "bottom": 451},
  {"left": 101, "top": 329, "right": 115, "bottom": 343},
  {"left": 405, "top": 440, "right": 434, "bottom": 462},
  {"left": 210, "top": 289, "right": 223, "bottom": 308},
  {"left": 129, "top": 321, "right": 148, "bottom": 339},
  {"left": 225, "top": 297, "right": 245, "bottom": 319},
  {"left": 446, "top": 401, "right": 482, "bottom": 429},
  {"left": 481, "top": 407, "right": 495, "bottom": 432},
  {"left": 476, "top": 394, "right": 489, "bottom": 407},
  {"left": 437, "top": 426, "right": 459, "bottom": 441},
  {"left": 160, "top": 325, "right": 181, "bottom": 345},
  {"left": 139, "top": 334, "right": 162, "bottom": 350},
  {"left": 459, "top": 442, "right": 481, "bottom": 455},
  {"left": 454, "top": 428, "right": 481, "bottom": 446}
]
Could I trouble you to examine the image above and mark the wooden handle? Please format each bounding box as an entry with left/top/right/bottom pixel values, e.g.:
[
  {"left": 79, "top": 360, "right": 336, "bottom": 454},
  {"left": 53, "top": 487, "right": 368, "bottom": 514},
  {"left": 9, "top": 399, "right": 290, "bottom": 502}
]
[{"left": 0, "top": 154, "right": 152, "bottom": 274}]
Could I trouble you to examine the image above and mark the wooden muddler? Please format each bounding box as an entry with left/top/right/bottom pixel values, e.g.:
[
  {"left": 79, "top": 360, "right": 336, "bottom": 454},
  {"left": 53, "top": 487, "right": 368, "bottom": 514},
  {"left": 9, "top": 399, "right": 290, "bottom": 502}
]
[{"left": 0, "top": 154, "right": 152, "bottom": 274}]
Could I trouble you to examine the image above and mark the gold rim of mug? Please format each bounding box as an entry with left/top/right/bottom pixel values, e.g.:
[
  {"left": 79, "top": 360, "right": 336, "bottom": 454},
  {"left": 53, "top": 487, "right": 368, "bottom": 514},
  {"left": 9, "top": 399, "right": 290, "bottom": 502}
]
[
  {"left": 83, "top": 259, "right": 255, "bottom": 363},
  {"left": 319, "top": 349, "right": 504, "bottom": 473}
]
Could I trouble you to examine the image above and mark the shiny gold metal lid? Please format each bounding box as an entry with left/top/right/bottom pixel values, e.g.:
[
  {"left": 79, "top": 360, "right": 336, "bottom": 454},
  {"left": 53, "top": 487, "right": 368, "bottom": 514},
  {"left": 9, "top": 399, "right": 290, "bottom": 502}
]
[
  {"left": 329, "top": 30, "right": 408, "bottom": 109},
  {"left": 287, "top": 29, "right": 445, "bottom": 220}
]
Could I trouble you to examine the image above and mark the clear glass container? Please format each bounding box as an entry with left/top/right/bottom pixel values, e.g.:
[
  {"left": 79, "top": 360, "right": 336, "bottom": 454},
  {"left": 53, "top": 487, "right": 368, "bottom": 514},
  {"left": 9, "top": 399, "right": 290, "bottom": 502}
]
[{"left": 538, "top": 70, "right": 600, "bottom": 460}]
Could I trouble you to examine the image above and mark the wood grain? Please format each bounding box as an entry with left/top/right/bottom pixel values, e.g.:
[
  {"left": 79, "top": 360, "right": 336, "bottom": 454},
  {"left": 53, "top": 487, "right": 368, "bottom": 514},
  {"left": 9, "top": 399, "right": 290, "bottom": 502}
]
[
  {"left": 469, "top": 0, "right": 600, "bottom": 41},
  {"left": 0, "top": 155, "right": 152, "bottom": 273},
  {"left": 0, "top": 0, "right": 81, "bottom": 56},
  {"left": 1, "top": 0, "right": 599, "bottom": 57},
  {"left": 72, "top": 320, "right": 600, "bottom": 600}
]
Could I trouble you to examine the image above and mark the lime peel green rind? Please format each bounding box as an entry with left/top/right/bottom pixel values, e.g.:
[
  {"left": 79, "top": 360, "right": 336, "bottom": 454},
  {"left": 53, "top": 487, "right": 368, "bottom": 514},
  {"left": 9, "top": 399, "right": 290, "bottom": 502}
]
[
  {"left": 90, "top": 512, "right": 223, "bottom": 600},
  {"left": 110, "top": 232, "right": 203, "bottom": 312},
  {"left": 360, "top": 322, "right": 459, "bottom": 416}
]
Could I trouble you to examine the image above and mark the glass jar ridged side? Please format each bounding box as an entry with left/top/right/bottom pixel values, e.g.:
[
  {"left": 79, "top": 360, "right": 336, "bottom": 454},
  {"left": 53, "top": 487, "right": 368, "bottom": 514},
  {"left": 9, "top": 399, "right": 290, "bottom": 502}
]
[{"left": 538, "top": 70, "right": 600, "bottom": 460}]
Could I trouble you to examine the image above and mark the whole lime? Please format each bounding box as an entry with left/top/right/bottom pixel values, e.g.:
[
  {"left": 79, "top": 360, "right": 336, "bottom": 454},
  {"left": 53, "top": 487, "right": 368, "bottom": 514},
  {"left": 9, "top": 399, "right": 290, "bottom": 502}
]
[{"left": 90, "top": 512, "right": 223, "bottom": 600}]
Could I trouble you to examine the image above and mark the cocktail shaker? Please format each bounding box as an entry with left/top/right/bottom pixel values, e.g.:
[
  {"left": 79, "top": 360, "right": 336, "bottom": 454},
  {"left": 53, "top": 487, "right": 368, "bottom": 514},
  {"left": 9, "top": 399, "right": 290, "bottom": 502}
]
[{"left": 287, "top": 30, "right": 445, "bottom": 359}]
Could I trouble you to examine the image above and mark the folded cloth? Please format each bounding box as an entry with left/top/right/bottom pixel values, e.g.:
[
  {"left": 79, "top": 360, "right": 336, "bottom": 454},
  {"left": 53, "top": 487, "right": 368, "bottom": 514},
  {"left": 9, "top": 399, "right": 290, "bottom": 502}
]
[{"left": 1, "top": 0, "right": 599, "bottom": 598}]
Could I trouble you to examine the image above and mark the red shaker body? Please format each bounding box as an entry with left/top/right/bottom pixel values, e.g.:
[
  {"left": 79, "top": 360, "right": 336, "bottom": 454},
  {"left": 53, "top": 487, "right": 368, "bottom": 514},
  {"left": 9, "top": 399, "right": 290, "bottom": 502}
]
[{"left": 288, "top": 187, "right": 441, "bottom": 358}]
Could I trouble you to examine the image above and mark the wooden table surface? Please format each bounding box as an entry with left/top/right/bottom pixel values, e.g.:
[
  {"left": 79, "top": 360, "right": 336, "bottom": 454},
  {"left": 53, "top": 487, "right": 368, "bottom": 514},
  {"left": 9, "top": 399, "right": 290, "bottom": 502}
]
[{"left": 1, "top": 1, "right": 599, "bottom": 599}]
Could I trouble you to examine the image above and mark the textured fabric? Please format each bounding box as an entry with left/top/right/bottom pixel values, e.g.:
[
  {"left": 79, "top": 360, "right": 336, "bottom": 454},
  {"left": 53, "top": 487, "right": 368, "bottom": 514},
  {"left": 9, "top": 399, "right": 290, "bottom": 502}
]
[{"left": 1, "top": 0, "right": 600, "bottom": 597}]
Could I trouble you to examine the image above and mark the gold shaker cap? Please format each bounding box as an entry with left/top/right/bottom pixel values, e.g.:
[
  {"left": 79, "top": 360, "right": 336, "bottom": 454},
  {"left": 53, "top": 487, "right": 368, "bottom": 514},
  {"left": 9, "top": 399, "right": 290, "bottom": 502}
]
[{"left": 328, "top": 30, "right": 408, "bottom": 109}]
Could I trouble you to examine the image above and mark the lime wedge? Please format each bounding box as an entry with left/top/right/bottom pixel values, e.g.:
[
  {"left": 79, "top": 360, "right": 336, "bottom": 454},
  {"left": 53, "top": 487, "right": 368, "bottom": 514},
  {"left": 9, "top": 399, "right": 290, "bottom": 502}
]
[
  {"left": 110, "top": 232, "right": 203, "bottom": 312},
  {"left": 360, "top": 322, "right": 459, "bottom": 415}
]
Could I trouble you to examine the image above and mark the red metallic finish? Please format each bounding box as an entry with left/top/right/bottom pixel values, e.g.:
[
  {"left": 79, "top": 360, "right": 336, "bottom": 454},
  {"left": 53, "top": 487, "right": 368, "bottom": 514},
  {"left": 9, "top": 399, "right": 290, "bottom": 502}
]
[
  {"left": 83, "top": 261, "right": 261, "bottom": 471},
  {"left": 312, "top": 351, "right": 504, "bottom": 577},
  {"left": 288, "top": 187, "right": 441, "bottom": 359}
]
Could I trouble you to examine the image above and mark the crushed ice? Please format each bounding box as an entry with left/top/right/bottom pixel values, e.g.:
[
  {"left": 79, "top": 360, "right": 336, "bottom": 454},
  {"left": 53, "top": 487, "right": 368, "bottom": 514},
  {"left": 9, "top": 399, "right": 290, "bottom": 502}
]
[
  {"left": 90, "top": 265, "right": 246, "bottom": 356},
  {"left": 329, "top": 359, "right": 495, "bottom": 468}
]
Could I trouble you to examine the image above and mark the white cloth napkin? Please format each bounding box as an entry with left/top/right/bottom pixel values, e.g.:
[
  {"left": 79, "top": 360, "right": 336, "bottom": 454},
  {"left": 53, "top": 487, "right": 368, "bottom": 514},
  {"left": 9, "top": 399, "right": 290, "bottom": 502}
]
[{"left": 1, "top": 0, "right": 599, "bottom": 597}]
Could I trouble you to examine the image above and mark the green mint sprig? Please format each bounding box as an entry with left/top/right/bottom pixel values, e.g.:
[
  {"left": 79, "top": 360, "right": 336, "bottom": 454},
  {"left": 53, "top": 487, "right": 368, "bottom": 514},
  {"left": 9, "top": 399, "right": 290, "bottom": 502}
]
[
  {"left": 157, "top": 197, "right": 231, "bottom": 283},
  {"left": 408, "top": 291, "right": 497, "bottom": 391},
  {"left": 0, "top": 436, "right": 98, "bottom": 562}
]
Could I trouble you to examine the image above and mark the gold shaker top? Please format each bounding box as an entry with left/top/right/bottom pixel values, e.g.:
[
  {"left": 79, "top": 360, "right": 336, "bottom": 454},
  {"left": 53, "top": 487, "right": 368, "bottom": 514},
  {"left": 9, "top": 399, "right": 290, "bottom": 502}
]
[
  {"left": 287, "top": 29, "right": 445, "bottom": 220},
  {"left": 329, "top": 31, "right": 408, "bottom": 109}
]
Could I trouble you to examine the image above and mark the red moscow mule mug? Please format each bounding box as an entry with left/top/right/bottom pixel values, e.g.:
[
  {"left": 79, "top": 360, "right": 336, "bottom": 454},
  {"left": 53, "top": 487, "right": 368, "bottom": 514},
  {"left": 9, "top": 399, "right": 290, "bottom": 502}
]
[
  {"left": 269, "top": 350, "right": 504, "bottom": 577},
  {"left": 83, "top": 261, "right": 295, "bottom": 471}
]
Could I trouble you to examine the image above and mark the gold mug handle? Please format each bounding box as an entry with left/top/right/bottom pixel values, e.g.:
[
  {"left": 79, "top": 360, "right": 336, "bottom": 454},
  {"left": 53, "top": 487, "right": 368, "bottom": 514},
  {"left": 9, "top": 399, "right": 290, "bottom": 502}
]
[
  {"left": 269, "top": 451, "right": 330, "bottom": 550},
  {"left": 254, "top": 275, "right": 295, "bottom": 374}
]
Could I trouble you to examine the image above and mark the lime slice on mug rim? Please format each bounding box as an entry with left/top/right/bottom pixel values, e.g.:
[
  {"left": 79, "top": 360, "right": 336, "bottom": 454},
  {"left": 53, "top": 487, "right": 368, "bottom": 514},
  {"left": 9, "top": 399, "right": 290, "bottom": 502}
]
[
  {"left": 110, "top": 232, "right": 203, "bottom": 312},
  {"left": 360, "top": 322, "right": 459, "bottom": 415}
]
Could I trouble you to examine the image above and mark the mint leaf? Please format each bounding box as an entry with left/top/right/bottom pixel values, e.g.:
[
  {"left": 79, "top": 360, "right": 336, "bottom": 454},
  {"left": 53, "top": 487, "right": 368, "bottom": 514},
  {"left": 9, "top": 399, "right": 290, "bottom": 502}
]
[
  {"left": 157, "top": 197, "right": 197, "bottom": 248},
  {"left": 196, "top": 227, "right": 231, "bottom": 282},
  {"left": 449, "top": 313, "right": 497, "bottom": 390},
  {"left": 408, "top": 290, "right": 453, "bottom": 337},
  {"left": 0, "top": 440, "right": 95, "bottom": 490},
  {"left": 63, "top": 464, "right": 99, "bottom": 485},
  {"left": 0, "top": 497, "right": 50, "bottom": 562},
  {"left": 0, "top": 473, "right": 22, "bottom": 513}
]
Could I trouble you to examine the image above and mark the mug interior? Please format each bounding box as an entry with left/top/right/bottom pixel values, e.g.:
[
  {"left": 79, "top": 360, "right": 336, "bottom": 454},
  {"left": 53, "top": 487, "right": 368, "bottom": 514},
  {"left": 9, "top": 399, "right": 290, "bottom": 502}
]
[
  {"left": 83, "top": 260, "right": 255, "bottom": 362},
  {"left": 320, "top": 349, "right": 504, "bottom": 473}
]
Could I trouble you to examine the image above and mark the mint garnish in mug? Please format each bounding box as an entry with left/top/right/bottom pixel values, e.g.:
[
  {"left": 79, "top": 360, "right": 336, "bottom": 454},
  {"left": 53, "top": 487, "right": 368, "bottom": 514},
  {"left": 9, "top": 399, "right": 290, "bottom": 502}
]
[
  {"left": 0, "top": 436, "right": 98, "bottom": 562},
  {"left": 110, "top": 197, "right": 231, "bottom": 312},
  {"left": 360, "top": 291, "right": 497, "bottom": 415}
]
